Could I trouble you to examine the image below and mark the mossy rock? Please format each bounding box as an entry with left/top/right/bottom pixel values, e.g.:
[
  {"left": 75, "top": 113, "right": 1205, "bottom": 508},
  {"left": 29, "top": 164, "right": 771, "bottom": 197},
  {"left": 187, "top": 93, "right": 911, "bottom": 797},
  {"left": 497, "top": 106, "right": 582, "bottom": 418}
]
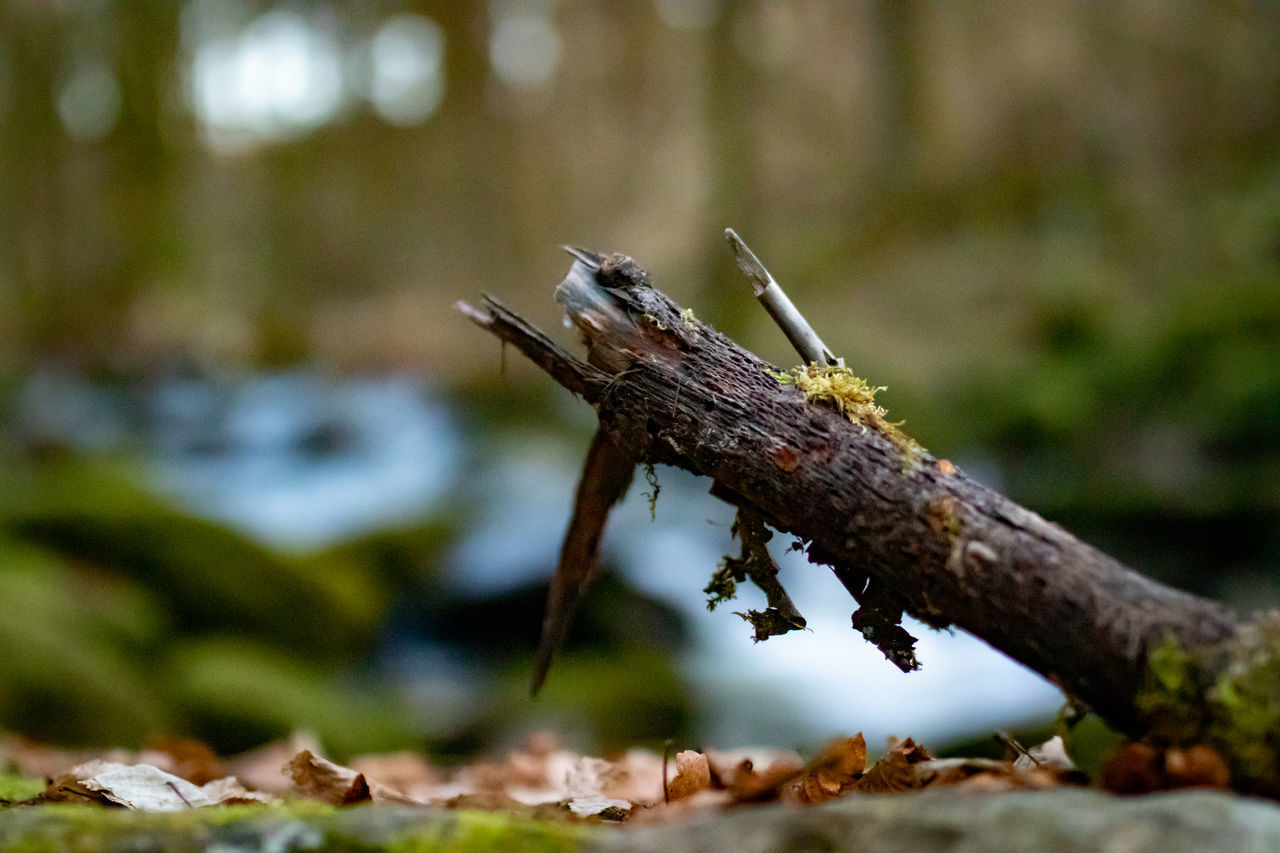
[
  {"left": 0, "top": 458, "right": 387, "bottom": 659},
  {"left": 165, "top": 637, "right": 423, "bottom": 757}
]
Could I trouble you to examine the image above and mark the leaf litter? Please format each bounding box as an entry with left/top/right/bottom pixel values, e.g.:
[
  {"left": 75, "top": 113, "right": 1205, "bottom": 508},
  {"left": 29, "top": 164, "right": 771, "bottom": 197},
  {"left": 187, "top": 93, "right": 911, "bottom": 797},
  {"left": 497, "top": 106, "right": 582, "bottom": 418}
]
[{"left": 0, "top": 727, "right": 1235, "bottom": 823}]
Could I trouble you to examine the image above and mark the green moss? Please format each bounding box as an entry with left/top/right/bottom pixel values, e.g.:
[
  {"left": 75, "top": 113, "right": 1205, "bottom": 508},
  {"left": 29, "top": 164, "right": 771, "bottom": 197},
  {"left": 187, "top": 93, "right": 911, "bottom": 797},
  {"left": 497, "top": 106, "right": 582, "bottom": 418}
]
[
  {"left": 1136, "top": 620, "right": 1280, "bottom": 793},
  {"left": 0, "top": 803, "right": 596, "bottom": 853},
  {"left": 773, "top": 365, "right": 924, "bottom": 465},
  {"left": 1135, "top": 633, "right": 1211, "bottom": 743},
  {"left": 384, "top": 810, "right": 592, "bottom": 853},
  {"left": 0, "top": 776, "right": 45, "bottom": 803},
  {"left": 166, "top": 637, "right": 420, "bottom": 758},
  {"left": 703, "top": 562, "right": 740, "bottom": 610}
]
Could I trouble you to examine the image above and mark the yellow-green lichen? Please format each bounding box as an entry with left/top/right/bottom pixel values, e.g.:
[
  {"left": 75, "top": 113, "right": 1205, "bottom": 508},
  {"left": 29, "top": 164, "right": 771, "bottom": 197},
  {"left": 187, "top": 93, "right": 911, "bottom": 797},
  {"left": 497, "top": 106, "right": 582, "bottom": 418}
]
[
  {"left": 773, "top": 364, "right": 924, "bottom": 464},
  {"left": 680, "top": 307, "right": 697, "bottom": 328}
]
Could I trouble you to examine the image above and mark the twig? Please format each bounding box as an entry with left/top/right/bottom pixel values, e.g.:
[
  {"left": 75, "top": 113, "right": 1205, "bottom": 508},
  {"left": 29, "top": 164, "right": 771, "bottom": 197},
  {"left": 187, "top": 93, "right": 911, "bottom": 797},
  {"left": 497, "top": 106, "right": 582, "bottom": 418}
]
[
  {"left": 662, "top": 739, "right": 673, "bottom": 804},
  {"left": 165, "top": 780, "right": 194, "bottom": 809},
  {"left": 724, "top": 228, "right": 841, "bottom": 367},
  {"left": 530, "top": 426, "right": 636, "bottom": 696}
]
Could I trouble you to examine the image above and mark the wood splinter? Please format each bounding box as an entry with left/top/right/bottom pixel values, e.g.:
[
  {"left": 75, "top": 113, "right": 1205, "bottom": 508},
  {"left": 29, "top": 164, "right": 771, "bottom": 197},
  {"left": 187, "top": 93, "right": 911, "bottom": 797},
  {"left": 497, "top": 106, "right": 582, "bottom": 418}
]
[{"left": 724, "top": 227, "right": 841, "bottom": 368}]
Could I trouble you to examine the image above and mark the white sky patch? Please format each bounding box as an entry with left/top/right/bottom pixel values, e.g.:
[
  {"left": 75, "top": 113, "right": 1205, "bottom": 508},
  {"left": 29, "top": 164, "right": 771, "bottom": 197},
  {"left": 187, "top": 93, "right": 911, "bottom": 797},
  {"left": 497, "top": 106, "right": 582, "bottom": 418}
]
[{"left": 606, "top": 467, "right": 1066, "bottom": 750}]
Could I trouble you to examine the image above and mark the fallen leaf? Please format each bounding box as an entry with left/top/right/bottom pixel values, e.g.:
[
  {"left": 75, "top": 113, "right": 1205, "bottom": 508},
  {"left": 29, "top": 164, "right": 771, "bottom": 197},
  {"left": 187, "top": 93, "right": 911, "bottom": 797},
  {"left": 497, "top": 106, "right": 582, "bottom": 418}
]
[
  {"left": 718, "top": 757, "right": 804, "bottom": 803},
  {"left": 790, "top": 735, "right": 867, "bottom": 804},
  {"left": 1013, "top": 735, "right": 1075, "bottom": 772},
  {"left": 857, "top": 737, "right": 928, "bottom": 795},
  {"left": 144, "top": 735, "right": 225, "bottom": 785},
  {"left": 666, "top": 750, "right": 711, "bottom": 802},
  {"left": 1103, "top": 742, "right": 1230, "bottom": 793},
  {"left": 225, "top": 731, "right": 323, "bottom": 794},
  {"left": 564, "top": 756, "right": 632, "bottom": 818},
  {"left": 1163, "top": 744, "right": 1231, "bottom": 790},
  {"left": 349, "top": 751, "right": 439, "bottom": 800},
  {"left": 601, "top": 749, "right": 666, "bottom": 804},
  {"left": 287, "top": 750, "right": 422, "bottom": 806},
  {"left": 43, "top": 761, "right": 271, "bottom": 811}
]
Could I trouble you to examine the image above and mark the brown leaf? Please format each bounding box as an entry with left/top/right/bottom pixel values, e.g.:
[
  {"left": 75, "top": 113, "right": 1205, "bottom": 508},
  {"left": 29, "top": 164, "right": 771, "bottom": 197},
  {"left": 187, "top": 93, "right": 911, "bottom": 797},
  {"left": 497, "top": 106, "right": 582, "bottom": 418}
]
[
  {"left": 225, "top": 731, "right": 324, "bottom": 793},
  {"left": 717, "top": 757, "right": 804, "bottom": 804},
  {"left": 914, "top": 757, "right": 1018, "bottom": 789},
  {"left": 349, "top": 751, "right": 439, "bottom": 799},
  {"left": 666, "top": 751, "right": 711, "bottom": 802},
  {"left": 1164, "top": 744, "right": 1231, "bottom": 790},
  {"left": 145, "top": 735, "right": 225, "bottom": 786},
  {"left": 1103, "top": 742, "right": 1231, "bottom": 793},
  {"left": 341, "top": 773, "right": 372, "bottom": 805},
  {"left": 287, "top": 750, "right": 421, "bottom": 806},
  {"left": 790, "top": 735, "right": 868, "bottom": 804},
  {"left": 854, "top": 735, "right": 932, "bottom": 794},
  {"left": 889, "top": 736, "right": 932, "bottom": 765}
]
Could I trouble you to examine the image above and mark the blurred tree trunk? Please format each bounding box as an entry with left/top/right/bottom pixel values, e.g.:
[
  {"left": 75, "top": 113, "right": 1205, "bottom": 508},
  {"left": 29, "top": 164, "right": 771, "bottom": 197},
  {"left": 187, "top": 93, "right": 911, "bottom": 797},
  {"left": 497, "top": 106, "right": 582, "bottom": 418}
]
[{"left": 0, "top": 3, "right": 183, "bottom": 371}]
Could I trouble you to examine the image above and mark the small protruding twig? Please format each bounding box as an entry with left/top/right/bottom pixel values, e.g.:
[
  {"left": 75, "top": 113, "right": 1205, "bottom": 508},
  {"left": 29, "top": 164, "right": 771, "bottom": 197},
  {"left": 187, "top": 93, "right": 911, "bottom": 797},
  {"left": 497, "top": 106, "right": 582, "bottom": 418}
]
[
  {"left": 165, "top": 780, "right": 194, "bottom": 809},
  {"left": 994, "top": 731, "right": 1040, "bottom": 766},
  {"left": 724, "top": 228, "right": 841, "bottom": 367},
  {"left": 530, "top": 426, "right": 636, "bottom": 696},
  {"left": 662, "top": 739, "right": 674, "bottom": 804}
]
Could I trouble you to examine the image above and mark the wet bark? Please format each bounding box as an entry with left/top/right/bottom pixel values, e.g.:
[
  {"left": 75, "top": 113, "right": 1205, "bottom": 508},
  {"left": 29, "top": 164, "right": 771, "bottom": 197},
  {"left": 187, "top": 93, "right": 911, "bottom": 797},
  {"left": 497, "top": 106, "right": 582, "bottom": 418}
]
[{"left": 459, "top": 252, "right": 1280, "bottom": 792}]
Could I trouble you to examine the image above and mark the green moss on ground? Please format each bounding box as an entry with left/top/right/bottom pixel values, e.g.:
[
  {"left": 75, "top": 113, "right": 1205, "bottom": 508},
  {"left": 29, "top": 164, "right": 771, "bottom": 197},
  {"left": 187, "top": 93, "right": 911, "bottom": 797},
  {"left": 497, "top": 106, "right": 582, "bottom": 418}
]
[{"left": 0, "top": 803, "right": 596, "bottom": 853}]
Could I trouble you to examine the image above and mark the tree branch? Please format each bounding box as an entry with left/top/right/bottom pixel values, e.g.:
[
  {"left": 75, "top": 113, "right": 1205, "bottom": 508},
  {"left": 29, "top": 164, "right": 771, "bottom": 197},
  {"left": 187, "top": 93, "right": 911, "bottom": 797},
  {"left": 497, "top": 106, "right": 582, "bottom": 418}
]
[{"left": 459, "top": 251, "right": 1280, "bottom": 795}]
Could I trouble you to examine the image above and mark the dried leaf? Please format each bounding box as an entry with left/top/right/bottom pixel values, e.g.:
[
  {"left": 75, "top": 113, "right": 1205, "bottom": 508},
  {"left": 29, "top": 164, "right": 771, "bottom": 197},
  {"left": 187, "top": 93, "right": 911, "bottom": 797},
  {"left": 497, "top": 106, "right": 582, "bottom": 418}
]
[
  {"left": 144, "top": 735, "right": 225, "bottom": 785},
  {"left": 1163, "top": 745, "right": 1231, "bottom": 790},
  {"left": 43, "top": 761, "right": 270, "bottom": 811},
  {"left": 666, "top": 751, "right": 711, "bottom": 802},
  {"left": 790, "top": 735, "right": 867, "bottom": 804},
  {"left": 564, "top": 756, "right": 632, "bottom": 818},
  {"left": 857, "top": 738, "right": 927, "bottom": 795},
  {"left": 1013, "top": 735, "right": 1075, "bottom": 772},
  {"left": 287, "top": 750, "right": 421, "bottom": 806},
  {"left": 716, "top": 757, "right": 805, "bottom": 803},
  {"left": 349, "top": 751, "right": 439, "bottom": 800},
  {"left": 225, "top": 731, "right": 323, "bottom": 794},
  {"left": 602, "top": 749, "right": 666, "bottom": 804},
  {"left": 1103, "top": 742, "right": 1230, "bottom": 793}
]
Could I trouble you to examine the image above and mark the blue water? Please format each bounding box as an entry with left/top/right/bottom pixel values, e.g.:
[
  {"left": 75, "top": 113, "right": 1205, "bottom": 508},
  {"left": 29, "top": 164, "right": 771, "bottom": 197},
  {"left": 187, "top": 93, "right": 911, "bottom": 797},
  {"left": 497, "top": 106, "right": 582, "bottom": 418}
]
[{"left": 15, "top": 368, "right": 1065, "bottom": 750}]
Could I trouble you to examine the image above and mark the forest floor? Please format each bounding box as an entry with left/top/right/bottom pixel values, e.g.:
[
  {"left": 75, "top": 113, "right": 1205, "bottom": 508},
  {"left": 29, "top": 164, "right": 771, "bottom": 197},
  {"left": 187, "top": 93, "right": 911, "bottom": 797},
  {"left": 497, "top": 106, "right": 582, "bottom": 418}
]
[{"left": 1, "top": 727, "right": 1269, "bottom": 851}]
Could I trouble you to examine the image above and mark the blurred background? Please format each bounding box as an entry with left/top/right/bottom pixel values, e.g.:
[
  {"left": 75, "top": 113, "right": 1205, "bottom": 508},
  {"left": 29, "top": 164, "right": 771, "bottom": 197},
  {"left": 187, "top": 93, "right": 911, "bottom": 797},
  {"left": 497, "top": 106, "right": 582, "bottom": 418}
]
[{"left": 1, "top": 1, "right": 1278, "bottom": 764}]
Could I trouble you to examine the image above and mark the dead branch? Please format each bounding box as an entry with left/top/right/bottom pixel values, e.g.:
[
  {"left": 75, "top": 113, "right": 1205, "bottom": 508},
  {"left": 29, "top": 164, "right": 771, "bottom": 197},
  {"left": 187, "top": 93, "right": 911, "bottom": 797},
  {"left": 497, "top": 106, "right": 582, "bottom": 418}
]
[{"left": 459, "top": 249, "right": 1280, "bottom": 795}]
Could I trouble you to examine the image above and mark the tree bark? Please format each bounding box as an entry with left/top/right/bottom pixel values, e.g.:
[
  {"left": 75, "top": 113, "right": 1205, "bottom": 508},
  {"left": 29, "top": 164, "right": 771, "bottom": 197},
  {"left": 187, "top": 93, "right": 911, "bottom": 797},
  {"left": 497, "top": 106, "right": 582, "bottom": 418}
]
[{"left": 459, "top": 252, "right": 1280, "bottom": 795}]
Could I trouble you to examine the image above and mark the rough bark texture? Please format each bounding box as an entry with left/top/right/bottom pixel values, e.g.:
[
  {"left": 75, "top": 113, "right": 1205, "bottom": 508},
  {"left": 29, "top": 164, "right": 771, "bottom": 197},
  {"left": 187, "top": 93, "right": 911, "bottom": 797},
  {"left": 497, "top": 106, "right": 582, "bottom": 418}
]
[{"left": 459, "top": 253, "right": 1280, "bottom": 793}]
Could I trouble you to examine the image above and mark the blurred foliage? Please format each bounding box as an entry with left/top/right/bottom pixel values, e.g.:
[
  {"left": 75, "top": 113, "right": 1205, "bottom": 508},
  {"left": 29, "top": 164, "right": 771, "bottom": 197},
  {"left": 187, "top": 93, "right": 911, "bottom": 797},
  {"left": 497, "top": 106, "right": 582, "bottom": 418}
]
[
  {"left": 0, "top": 451, "right": 693, "bottom": 756},
  {"left": 0, "top": 1, "right": 1277, "bottom": 753}
]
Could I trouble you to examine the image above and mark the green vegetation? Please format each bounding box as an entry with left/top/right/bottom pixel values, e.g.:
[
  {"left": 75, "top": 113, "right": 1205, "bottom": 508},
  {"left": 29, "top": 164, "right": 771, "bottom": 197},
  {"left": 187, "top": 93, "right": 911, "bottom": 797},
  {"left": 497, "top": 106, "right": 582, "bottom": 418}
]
[{"left": 0, "top": 802, "right": 596, "bottom": 853}]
